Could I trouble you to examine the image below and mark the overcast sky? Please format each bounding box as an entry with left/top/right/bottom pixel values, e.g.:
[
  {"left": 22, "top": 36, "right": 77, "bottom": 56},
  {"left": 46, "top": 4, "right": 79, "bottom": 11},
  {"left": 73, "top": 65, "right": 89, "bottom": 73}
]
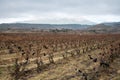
[{"left": 0, "top": 0, "right": 120, "bottom": 24}]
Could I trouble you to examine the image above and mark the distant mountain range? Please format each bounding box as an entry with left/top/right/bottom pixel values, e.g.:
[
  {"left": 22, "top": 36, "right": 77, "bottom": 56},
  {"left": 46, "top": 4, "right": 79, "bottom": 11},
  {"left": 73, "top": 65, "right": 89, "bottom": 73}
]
[
  {"left": 0, "top": 23, "right": 91, "bottom": 30},
  {"left": 86, "top": 22, "right": 120, "bottom": 34},
  {"left": 0, "top": 22, "right": 120, "bottom": 33}
]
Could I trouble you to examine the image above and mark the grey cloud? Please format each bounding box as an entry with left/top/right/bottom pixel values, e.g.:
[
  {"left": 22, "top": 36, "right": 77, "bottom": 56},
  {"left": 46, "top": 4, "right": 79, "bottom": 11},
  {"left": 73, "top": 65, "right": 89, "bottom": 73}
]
[{"left": 0, "top": 0, "right": 120, "bottom": 23}]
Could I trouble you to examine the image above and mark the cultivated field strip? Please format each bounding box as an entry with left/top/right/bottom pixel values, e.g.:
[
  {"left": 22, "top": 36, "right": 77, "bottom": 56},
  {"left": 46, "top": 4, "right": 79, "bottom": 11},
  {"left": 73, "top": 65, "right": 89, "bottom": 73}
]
[{"left": 0, "top": 34, "right": 120, "bottom": 80}]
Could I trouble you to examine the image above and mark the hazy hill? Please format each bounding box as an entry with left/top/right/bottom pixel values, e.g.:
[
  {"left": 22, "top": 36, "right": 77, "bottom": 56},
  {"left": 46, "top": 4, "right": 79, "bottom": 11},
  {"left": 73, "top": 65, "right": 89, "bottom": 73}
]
[
  {"left": 0, "top": 22, "right": 120, "bottom": 33},
  {"left": 86, "top": 22, "right": 120, "bottom": 34},
  {"left": 0, "top": 23, "right": 90, "bottom": 30}
]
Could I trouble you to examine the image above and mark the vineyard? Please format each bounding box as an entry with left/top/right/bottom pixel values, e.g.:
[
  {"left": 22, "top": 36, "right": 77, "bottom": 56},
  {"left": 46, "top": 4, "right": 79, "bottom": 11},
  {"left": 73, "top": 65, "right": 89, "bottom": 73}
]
[{"left": 0, "top": 33, "right": 120, "bottom": 80}]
